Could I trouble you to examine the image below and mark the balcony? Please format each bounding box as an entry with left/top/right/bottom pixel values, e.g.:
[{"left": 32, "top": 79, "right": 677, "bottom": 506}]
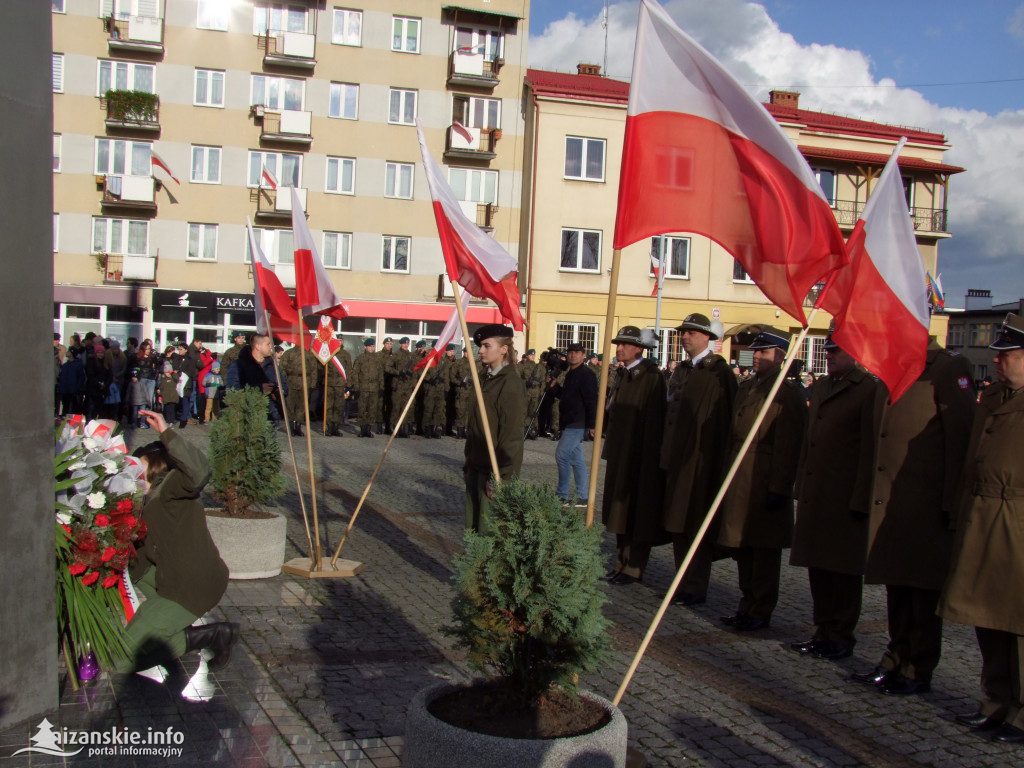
[
  {"left": 252, "top": 106, "right": 313, "bottom": 147},
  {"left": 447, "top": 50, "right": 502, "bottom": 88},
  {"left": 260, "top": 31, "right": 316, "bottom": 70},
  {"left": 105, "top": 14, "right": 164, "bottom": 55},
  {"left": 458, "top": 201, "right": 499, "bottom": 233},
  {"left": 253, "top": 186, "right": 307, "bottom": 220},
  {"left": 831, "top": 199, "right": 950, "bottom": 234},
  {"left": 99, "top": 175, "right": 157, "bottom": 213},
  {"left": 97, "top": 252, "right": 158, "bottom": 283},
  {"left": 444, "top": 124, "right": 500, "bottom": 161},
  {"left": 103, "top": 90, "right": 160, "bottom": 133}
]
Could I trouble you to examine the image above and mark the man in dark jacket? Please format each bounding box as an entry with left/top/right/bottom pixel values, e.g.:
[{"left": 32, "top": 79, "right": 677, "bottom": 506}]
[
  {"left": 237, "top": 333, "right": 282, "bottom": 421},
  {"left": 550, "top": 342, "right": 598, "bottom": 505}
]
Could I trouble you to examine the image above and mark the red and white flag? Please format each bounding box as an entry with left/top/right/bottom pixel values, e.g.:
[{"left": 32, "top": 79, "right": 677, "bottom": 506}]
[
  {"left": 821, "top": 138, "right": 929, "bottom": 402},
  {"left": 291, "top": 187, "right": 350, "bottom": 320},
  {"left": 247, "top": 217, "right": 303, "bottom": 346},
  {"left": 452, "top": 120, "right": 474, "bottom": 144},
  {"left": 261, "top": 164, "right": 278, "bottom": 189},
  {"left": 650, "top": 252, "right": 662, "bottom": 297},
  {"left": 309, "top": 315, "right": 340, "bottom": 365},
  {"left": 416, "top": 121, "right": 524, "bottom": 330},
  {"left": 614, "top": 0, "right": 847, "bottom": 324},
  {"left": 415, "top": 290, "right": 472, "bottom": 370},
  {"left": 150, "top": 149, "right": 180, "bottom": 185}
]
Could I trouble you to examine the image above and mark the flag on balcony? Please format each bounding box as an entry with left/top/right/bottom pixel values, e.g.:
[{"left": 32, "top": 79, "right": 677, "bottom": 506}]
[
  {"left": 452, "top": 120, "right": 474, "bottom": 144},
  {"left": 415, "top": 290, "right": 472, "bottom": 370},
  {"left": 261, "top": 165, "right": 278, "bottom": 189},
  {"left": 247, "top": 217, "right": 302, "bottom": 346},
  {"left": 416, "top": 120, "right": 524, "bottom": 330},
  {"left": 613, "top": 0, "right": 848, "bottom": 325},
  {"left": 291, "top": 187, "right": 350, "bottom": 320},
  {"left": 926, "top": 272, "right": 945, "bottom": 310},
  {"left": 821, "top": 138, "right": 929, "bottom": 402},
  {"left": 150, "top": 149, "right": 179, "bottom": 185}
]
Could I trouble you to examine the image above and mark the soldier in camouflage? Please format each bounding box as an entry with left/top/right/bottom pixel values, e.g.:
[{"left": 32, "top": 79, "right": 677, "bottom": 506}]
[
  {"left": 350, "top": 338, "right": 385, "bottom": 437},
  {"left": 387, "top": 337, "right": 418, "bottom": 437},
  {"left": 422, "top": 342, "right": 452, "bottom": 438},
  {"left": 279, "top": 343, "right": 321, "bottom": 437},
  {"left": 379, "top": 337, "right": 394, "bottom": 433},
  {"left": 322, "top": 345, "right": 349, "bottom": 437},
  {"left": 450, "top": 346, "right": 474, "bottom": 440},
  {"left": 518, "top": 349, "right": 544, "bottom": 439}
]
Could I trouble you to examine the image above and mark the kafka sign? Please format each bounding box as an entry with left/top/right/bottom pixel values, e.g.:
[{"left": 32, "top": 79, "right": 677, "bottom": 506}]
[{"left": 152, "top": 290, "right": 256, "bottom": 324}]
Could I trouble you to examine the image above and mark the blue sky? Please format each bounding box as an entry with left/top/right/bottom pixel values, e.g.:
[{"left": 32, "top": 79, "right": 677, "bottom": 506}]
[{"left": 528, "top": 0, "right": 1024, "bottom": 307}]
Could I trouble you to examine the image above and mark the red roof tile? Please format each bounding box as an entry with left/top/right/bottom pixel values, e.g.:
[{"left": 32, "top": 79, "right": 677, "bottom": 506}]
[
  {"left": 525, "top": 68, "right": 630, "bottom": 103},
  {"left": 766, "top": 103, "right": 948, "bottom": 145},
  {"left": 798, "top": 145, "right": 964, "bottom": 174}
]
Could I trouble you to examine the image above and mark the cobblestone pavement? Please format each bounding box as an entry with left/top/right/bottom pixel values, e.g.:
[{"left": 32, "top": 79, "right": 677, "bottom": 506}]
[{"left": 3, "top": 421, "right": 1021, "bottom": 767}]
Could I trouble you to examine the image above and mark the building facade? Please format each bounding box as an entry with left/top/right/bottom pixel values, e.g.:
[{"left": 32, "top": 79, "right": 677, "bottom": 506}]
[{"left": 944, "top": 289, "right": 1024, "bottom": 382}]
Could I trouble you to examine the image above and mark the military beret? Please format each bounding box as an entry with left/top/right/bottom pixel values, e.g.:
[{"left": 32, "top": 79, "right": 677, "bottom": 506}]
[
  {"left": 399, "top": 336, "right": 410, "bottom": 344},
  {"left": 231, "top": 329, "right": 246, "bottom": 339},
  {"left": 363, "top": 338, "right": 375, "bottom": 347},
  {"left": 991, "top": 313, "right": 1024, "bottom": 350},
  {"left": 472, "top": 324, "right": 513, "bottom": 346},
  {"left": 415, "top": 340, "right": 427, "bottom": 349},
  {"left": 382, "top": 337, "right": 393, "bottom": 343},
  {"left": 675, "top": 313, "right": 717, "bottom": 340},
  {"left": 526, "top": 348, "right": 535, "bottom": 356},
  {"left": 597, "top": 354, "right": 604, "bottom": 361},
  {"left": 445, "top": 343, "right": 455, "bottom": 351}
]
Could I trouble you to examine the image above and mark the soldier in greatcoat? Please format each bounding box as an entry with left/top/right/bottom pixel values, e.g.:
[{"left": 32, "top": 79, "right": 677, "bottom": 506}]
[
  {"left": 851, "top": 341, "right": 975, "bottom": 695},
  {"left": 602, "top": 326, "right": 666, "bottom": 584},
  {"left": 939, "top": 313, "right": 1024, "bottom": 744},
  {"left": 789, "top": 335, "right": 880, "bottom": 660},
  {"left": 660, "top": 313, "right": 737, "bottom": 606},
  {"left": 717, "top": 328, "right": 805, "bottom": 629}
]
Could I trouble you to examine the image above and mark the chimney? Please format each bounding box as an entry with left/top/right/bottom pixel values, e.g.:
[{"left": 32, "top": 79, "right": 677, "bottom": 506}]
[
  {"left": 965, "top": 289, "right": 993, "bottom": 311},
  {"left": 769, "top": 90, "right": 800, "bottom": 109},
  {"left": 577, "top": 62, "right": 601, "bottom": 76}
]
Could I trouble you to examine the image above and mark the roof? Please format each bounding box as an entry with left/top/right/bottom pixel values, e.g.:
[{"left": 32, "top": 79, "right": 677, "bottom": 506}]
[
  {"left": 442, "top": 5, "right": 522, "bottom": 21},
  {"left": 798, "top": 145, "right": 964, "bottom": 175},
  {"left": 764, "top": 102, "right": 946, "bottom": 145},
  {"left": 525, "top": 69, "right": 630, "bottom": 104}
]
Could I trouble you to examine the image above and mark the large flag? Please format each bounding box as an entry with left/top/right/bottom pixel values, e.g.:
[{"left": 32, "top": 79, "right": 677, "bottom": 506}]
[
  {"left": 614, "top": 0, "right": 847, "bottom": 324},
  {"left": 416, "top": 121, "right": 524, "bottom": 330},
  {"left": 415, "top": 290, "right": 473, "bottom": 370},
  {"left": 247, "top": 217, "right": 303, "bottom": 346},
  {"left": 291, "top": 187, "right": 350, "bottom": 320},
  {"left": 150, "top": 149, "right": 180, "bottom": 185},
  {"left": 310, "top": 316, "right": 340, "bottom": 364},
  {"left": 822, "top": 138, "right": 929, "bottom": 402}
]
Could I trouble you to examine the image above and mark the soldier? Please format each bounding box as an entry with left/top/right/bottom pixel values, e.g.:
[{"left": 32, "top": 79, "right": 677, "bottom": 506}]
[
  {"left": 587, "top": 351, "right": 601, "bottom": 378},
  {"left": 350, "top": 338, "right": 384, "bottom": 437},
  {"left": 660, "top": 314, "right": 738, "bottom": 607},
  {"left": 451, "top": 346, "right": 474, "bottom": 439},
  {"left": 603, "top": 326, "right": 666, "bottom": 585},
  {"left": 412, "top": 340, "right": 428, "bottom": 433},
  {"left": 422, "top": 342, "right": 452, "bottom": 438},
  {"left": 940, "top": 314, "right": 1024, "bottom": 743},
  {"left": 443, "top": 345, "right": 459, "bottom": 435},
  {"left": 323, "top": 347, "right": 348, "bottom": 437},
  {"left": 387, "top": 337, "right": 417, "bottom": 437},
  {"left": 717, "top": 328, "right": 805, "bottom": 628},
  {"left": 279, "top": 343, "right": 321, "bottom": 437},
  {"left": 789, "top": 334, "right": 881, "bottom": 660},
  {"left": 851, "top": 340, "right": 975, "bottom": 694},
  {"left": 334, "top": 336, "right": 353, "bottom": 425},
  {"left": 547, "top": 351, "right": 568, "bottom": 440},
  {"left": 519, "top": 349, "right": 544, "bottom": 439},
  {"left": 220, "top": 330, "right": 248, "bottom": 391},
  {"left": 379, "top": 337, "right": 394, "bottom": 433}
]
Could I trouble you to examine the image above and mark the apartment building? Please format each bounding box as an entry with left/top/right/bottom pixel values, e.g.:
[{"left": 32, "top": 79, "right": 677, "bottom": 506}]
[
  {"left": 52, "top": 0, "right": 530, "bottom": 353},
  {"left": 520, "top": 67, "right": 964, "bottom": 372},
  {"left": 944, "top": 289, "right": 1024, "bottom": 381}
]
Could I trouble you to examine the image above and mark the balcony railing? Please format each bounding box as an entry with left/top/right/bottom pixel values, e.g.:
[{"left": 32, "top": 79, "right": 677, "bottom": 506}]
[
  {"left": 253, "top": 186, "right": 307, "bottom": 219},
  {"left": 103, "top": 90, "right": 160, "bottom": 132},
  {"left": 831, "top": 199, "right": 950, "bottom": 234},
  {"left": 98, "top": 252, "right": 158, "bottom": 283},
  {"left": 253, "top": 106, "right": 313, "bottom": 146},
  {"left": 444, "top": 125, "right": 500, "bottom": 161},
  {"left": 447, "top": 50, "right": 502, "bottom": 88},
  {"left": 105, "top": 14, "right": 164, "bottom": 54},
  {"left": 260, "top": 30, "right": 316, "bottom": 69},
  {"left": 457, "top": 201, "right": 499, "bottom": 232},
  {"left": 99, "top": 174, "right": 157, "bottom": 212}
]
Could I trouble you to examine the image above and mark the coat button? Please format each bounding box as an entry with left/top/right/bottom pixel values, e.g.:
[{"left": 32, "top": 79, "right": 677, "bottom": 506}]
[{"left": 874, "top": 500, "right": 882, "bottom": 505}]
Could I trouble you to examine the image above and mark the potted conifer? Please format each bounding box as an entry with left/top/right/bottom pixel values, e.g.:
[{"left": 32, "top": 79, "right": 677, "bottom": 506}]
[
  {"left": 205, "top": 388, "right": 288, "bottom": 578},
  {"left": 404, "top": 478, "right": 628, "bottom": 767}
]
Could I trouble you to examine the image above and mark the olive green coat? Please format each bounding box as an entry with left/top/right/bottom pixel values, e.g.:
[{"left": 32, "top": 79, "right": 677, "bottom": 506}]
[
  {"left": 279, "top": 346, "right": 321, "bottom": 420},
  {"left": 865, "top": 344, "right": 976, "bottom": 589},
  {"left": 464, "top": 363, "right": 527, "bottom": 479},
  {"left": 939, "top": 383, "right": 1024, "bottom": 634}
]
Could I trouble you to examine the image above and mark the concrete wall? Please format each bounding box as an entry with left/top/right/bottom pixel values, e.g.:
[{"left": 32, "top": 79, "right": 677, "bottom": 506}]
[{"left": 0, "top": 2, "right": 58, "bottom": 728}]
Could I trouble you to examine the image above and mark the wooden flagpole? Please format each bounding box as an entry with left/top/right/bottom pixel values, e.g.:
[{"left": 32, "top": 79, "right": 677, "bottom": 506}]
[
  {"left": 330, "top": 361, "right": 432, "bottom": 565},
  {"left": 322, "top": 361, "right": 329, "bottom": 434}
]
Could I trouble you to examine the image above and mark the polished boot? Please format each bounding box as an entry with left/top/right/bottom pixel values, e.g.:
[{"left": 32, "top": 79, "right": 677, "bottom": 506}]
[
  {"left": 955, "top": 712, "right": 1003, "bottom": 730},
  {"left": 184, "top": 622, "right": 240, "bottom": 672},
  {"left": 397, "top": 424, "right": 409, "bottom": 438},
  {"left": 377, "top": 423, "right": 385, "bottom": 435},
  {"left": 527, "top": 428, "right": 538, "bottom": 440},
  {"left": 878, "top": 673, "right": 930, "bottom": 696},
  {"left": 434, "top": 425, "right": 444, "bottom": 439},
  {"left": 991, "top": 723, "right": 1024, "bottom": 743},
  {"left": 290, "top": 421, "right": 304, "bottom": 437},
  {"left": 851, "top": 666, "right": 892, "bottom": 686},
  {"left": 360, "top": 424, "right": 373, "bottom": 438}
]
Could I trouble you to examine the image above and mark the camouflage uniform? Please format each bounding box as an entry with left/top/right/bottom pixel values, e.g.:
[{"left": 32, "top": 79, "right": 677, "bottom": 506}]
[
  {"left": 450, "top": 352, "right": 474, "bottom": 438},
  {"left": 279, "top": 345, "right": 321, "bottom": 435},
  {"left": 519, "top": 354, "right": 544, "bottom": 436},
  {"left": 379, "top": 339, "right": 394, "bottom": 431},
  {"left": 549, "top": 368, "right": 568, "bottom": 437},
  {"left": 323, "top": 348, "right": 350, "bottom": 436},
  {"left": 350, "top": 341, "right": 385, "bottom": 437},
  {"left": 387, "top": 341, "right": 418, "bottom": 436},
  {"left": 422, "top": 351, "right": 450, "bottom": 437}
]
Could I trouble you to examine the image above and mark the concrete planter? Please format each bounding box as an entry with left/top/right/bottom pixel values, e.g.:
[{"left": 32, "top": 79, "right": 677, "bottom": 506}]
[
  {"left": 404, "top": 682, "right": 628, "bottom": 768},
  {"left": 205, "top": 508, "right": 287, "bottom": 579}
]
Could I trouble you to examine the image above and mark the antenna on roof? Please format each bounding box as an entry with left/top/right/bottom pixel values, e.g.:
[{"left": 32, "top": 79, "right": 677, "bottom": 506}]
[{"left": 602, "top": 0, "right": 609, "bottom": 77}]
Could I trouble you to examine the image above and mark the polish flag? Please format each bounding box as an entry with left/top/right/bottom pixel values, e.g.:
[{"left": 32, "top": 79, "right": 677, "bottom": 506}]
[
  {"left": 452, "top": 120, "right": 474, "bottom": 144},
  {"left": 822, "top": 138, "right": 929, "bottom": 403},
  {"left": 614, "top": 0, "right": 847, "bottom": 325},
  {"left": 415, "top": 290, "right": 472, "bottom": 370},
  {"left": 416, "top": 120, "right": 524, "bottom": 330},
  {"left": 247, "top": 217, "right": 303, "bottom": 346},
  {"left": 650, "top": 252, "right": 662, "bottom": 297},
  {"left": 150, "top": 149, "right": 179, "bottom": 185},
  {"left": 261, "top": 165, "right": 278, "bottom": 189},
  {"left": 291, "top": 187, "right": 350, "bottom": 320}
]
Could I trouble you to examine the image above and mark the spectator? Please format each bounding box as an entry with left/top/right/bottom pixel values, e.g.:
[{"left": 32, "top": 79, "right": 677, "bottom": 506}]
[
  {"left": 56, "top": 346, "right": 86, "bottom": 416},
  {"left": 202, "top": 361, "right": 224, "bottom": 423}
]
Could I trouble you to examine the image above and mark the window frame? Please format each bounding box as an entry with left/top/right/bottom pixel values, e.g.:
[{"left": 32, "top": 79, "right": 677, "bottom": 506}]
[
  {"left": 448, "top": 167, "right": 498, "bottom": 205},
  {"left": 53, "top": 213, "right": 59, "bottom": 253},
  {"left": 52, "top": 0, "right": 66, "bottom": 13},
  {"left": 91, "top": 217, "right": 150, "bottom": 256},
  {"left": 322, "top": 231, "right": 352, "bottom": 270},
  {"left": 563, "top": 136, "right": 606, "bottom": 182},
  {"left": 559, "top": 228, "right": 602, "bottom": 274},
  {"left": 328, "top": 81, "right": 359, "bottom": 120},
  {"left": 384, "top": 161, "right": 414, "bottom": 200},
  {"left": 732, "top": 259, "right": 755, "bottom": 284},
  {"left": 252, "top": 3, "right": 308, "bottom": 35},
  {"left": 250, "top": 74, "right": 305, "bottom": 112},
  {"left": 554, "top": 322, "right": 598, "bottom": 353},
  {"left": 53, "top": 134, "right": 62, "bottom": 173},
  {"left": 452, "top": 94, "right": 501, "bottom": 131},
  {"left": 52, "top": 53, "right": 64, "bottom": 93},
  {"left": 391, "top": 16, "right": 420, "bottom": 53},
  {"left": 388, "top": 88, "right": 418, "bottom": 126},
  {"left": 197, "top": 0, "right": 229, "bottom": 31},
  {"left": 813, "top": 167, "right": 837, "bottom": 207},
  {"left": 332, "top": 7, "right": 362, "bottom": 46},
  {"left": 193, "top": 68, "right": 225, "bottom": 108},
  {"left": 325, "top": 156, "right": 356, "bottom": 195},
  {"left": 190, "top": 145, "right": 222, "bottom": 185},
  {"left": 649, "top": 236, "right": 690, "bottom": 280},
  {"left": 381, "top": 235, "right": 411, "bottom": 273},
  {"left": 247, "top": 150, "right": 302, "bottom": 188},
  {"left": 97, "top": 59, "right": 156, "bottom": 96},
  {"left": 453, "top": 25, "right": 503, "bottom": 62},
  {"left": 186, "top": 222, "right": 219, "bottom": 261},
  {"left": 95, "top": 138, "right": 153, "bottom": 177},
  {"left": 245, "top": 227, "right": 294, "bottom": 265}
]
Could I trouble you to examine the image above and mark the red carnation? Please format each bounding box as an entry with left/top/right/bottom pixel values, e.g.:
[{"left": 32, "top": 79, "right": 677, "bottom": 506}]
[
  {"left": 95, "top": 514, "right": 111, "bottom": 527},
  {"left": 101, "top": 546, "right": 117, "bottom": 562},
  {"left": 61, "top": 524, "right": 71, "bottom": 535},
  {"left": 102, "top": 574, "right": 119, "bottom": 588},
  {"left": 135, "top": 521, "right": 147, "bottom": 540},
  {"left": 117, "top": 499, "right": 134, "bottom": 514},
  {"left": 80, "top": 571, "right": 99, "bottom": 586},
  {"left": 111, "top": 548, "right": 133, "bottom": 571},
  {"left": 76, "top": 530, "right": 99, "bottom": 552},
  {"left": 68, "top": 563, "right": 87, "bottom": 575}
]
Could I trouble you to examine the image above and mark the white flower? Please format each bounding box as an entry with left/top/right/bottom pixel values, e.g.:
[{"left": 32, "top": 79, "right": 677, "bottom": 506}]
[
  {"left": 86, "top": 492, "right": 106, "bottom": 509},
  {"left": 56, "top": 512, "right": 72, "bottom": 526},
  {"left": 83, "top": 438, "right": 98, "bottom": 452},
  {"left": 68, "top": 461, "right": 87, "bottom": 471},
  {"left": 102, "top": 460, "right": 118, "bottom": 475}
]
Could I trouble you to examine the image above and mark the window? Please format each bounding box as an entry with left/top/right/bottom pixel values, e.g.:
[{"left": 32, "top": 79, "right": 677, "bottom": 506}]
[
  {"left": 329, "top": 82, "right": 358, "bottom": 119},
  {"left": 454, "top": 26, "right": 502, "bottom": 61},
  {"left": 969, "top": 324, "right": 995, "bottom": 347},
  {"left": 197, "top": 0, "right": 228, "bottom": 30},
  {"left": 813, "top": 168, "right": 836, "bottom": 206},
  {"left": 554, "top": 323, "right": 598, "bottom": 352},
  {"left": 388, "top": 88, "right": 417, "bottom": 125},
  {"left": 53, "top": 54, "right": 64, "bottom": 93},
  {"left": 53, "top": 214, "right": 59, "bottom": 253},
  {"left": 799, "top": 335, "right": 828, "bottom": 376},
  {"left": 650, "top": 236, "right": 690, "bottom": 279},
  {"left": 326, "top": 157, "right": 355, "bottom": 194},
  {"left": 947, "top": 324, "right": 965, "bottom": 347},
  {"left": 245, "top": 227, "right": 294, "bottom": 264},
  {"left": 92, "top": 217, "right": 149, "bottom": 255},
  {"left": 564, "top": 137, "right": 605, "bottom": 181},
  {"left": 53, "top": 134, "right": 61, "bottom": 172},
  {"left": 452, "top": 95, "right": 500, "bottom": 131},
  {"left": 52, "top": 0, "right": 65, "bottom": 13},
  {"left": 98, "top": 60, "right": 155, "bottom": 95},
  {"left": 332, "top": 8, "right": 361, "bottom": 45},
  {"left": 190, "top": 145, "right": 221, "bottom": 184},
  {"left": 382, "top": 236, "right": 410, "bottom": 272},
  {"left": 449, "top": 168, "right": 498, "bottom": 205},
  {"left": 391, "top": 16, "right": 419, "bottom": 53},
  {"left": 560, "top": 228, "right": 601, "bottom": 273},
  {"left": 187, "top": 223, "right": 218, "bottom": 260},
  {"left": 251, "top": 75, "right": 304, "bottom": 111},
  {"left": 733, "top": 259, "right": 754, "bottom": 284},
  {"left": 384, "top": 162, "right": 413, "bottom": 199},
  {"left": 194, "top": 69, "right": 224, "bottom": 107},
  {"left": 248, "top": 151, "right": 301, "bottom": 188},
  {"left": 253, "top": 4, "right": 308, "bottom": 35},
  {"left": 902, "top": 175, "right": 915, "bottom": 210},
  {"left": 95, "top": 139, "right": 152, "bottom": 176},
  {"left": 323, "top": 232, "right": 352, "bottom": 269}
]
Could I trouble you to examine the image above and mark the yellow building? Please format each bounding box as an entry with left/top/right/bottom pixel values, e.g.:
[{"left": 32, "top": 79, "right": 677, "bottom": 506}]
[
  {"left": 520, "top": 67, "right": 963, "bottom": 372},
  {"left": 52, "top": 0, "right": 530, "bottom": 352}
]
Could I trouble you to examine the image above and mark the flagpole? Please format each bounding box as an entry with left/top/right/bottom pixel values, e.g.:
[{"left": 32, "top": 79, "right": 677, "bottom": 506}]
[
  {"left": 322, "top": 361, "right": 329, "bottom": 434},
  {"left": 330, "top": 361, "right": 432, "bottom": 565},
  {"left": 654, "top": 237, "right": 666, "bottom": 361},
  {"left": 585, "top": 246, "right": 624, "bottom": 527},
  {"left": 451, "top": 281, "right": 502, "bottom": 483},
  {"left": 298, "top": 344, "right": 322, "bottom": 569}
]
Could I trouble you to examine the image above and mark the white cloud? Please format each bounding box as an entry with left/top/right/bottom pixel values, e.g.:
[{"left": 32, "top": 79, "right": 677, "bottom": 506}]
[{"left": 529, "top": 0, "right": 1024, "bottom": 306}]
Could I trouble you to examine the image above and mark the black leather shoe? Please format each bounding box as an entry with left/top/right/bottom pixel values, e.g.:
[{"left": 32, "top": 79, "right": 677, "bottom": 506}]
[
  {"left": 735, "top": 615, "right": 770, "bottom": 632},
  {"left": 720, "top": 613, "right": 743, "bottom": 627},
  {"left": 878, "top": 673, "right": 930, "bottom": 696},
  {"left": 790, "top": 639, "right": 824, "bottom": 654},
  {"left": 184, "top": 622, "right": 240, "bottom": 672},
  {"left": 955, "top": 711, "right": 1002, "bottom": 730},
  {"left": 607, "top": 573, "right": 641, "bottom": 586},
  {"left": 812, "top": 641, "right": 853, "bottom": 660},
  {"left": 991, "top": 723, "right": 1024, "bottom": 743},
  {"left": 851, "top": 666, "right": 892, "bottom": 686},
  {"left": 604, "top": 569, "right": 620, "bottom": 580}
]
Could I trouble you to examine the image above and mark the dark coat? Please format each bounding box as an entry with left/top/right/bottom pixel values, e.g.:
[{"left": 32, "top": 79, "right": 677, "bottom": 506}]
[
  {"left": 464, "top": 363, "right": 527, "bottom": 479},
  {"left": 130, "top": 429, "right": 228, "bottom": 617},
  {"left": 661, "top": 353, "right": 737, "bottom": 536},
  {"left": 865, "top": 344, "right": 976, "bottom": 589},
  {"left": 718, "top": 369, "right": 806, "bottom": 548},
  {"left": 939, "top": 383, "right": 1024, "bottom": 634},
  {"left": 550, "top": 363, "right": 598, "bottom": 430},
  {"left": 601, "top": 359, "right": 666, "bottom": 542},
  {"left": 790, "top": 368, "right": 881, "bottom": 575},
  {"left": 237, "top": 346, "right": 271, "bottom": 390}
]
